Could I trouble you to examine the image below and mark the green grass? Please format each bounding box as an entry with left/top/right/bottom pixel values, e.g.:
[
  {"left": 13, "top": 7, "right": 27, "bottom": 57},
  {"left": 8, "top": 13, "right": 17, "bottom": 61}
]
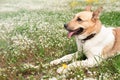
[
  {"left": 101, "top": 11, "right": 120, "bottom": 27},
  {"left": 0, "top": 0, "right": 120, "bottom": 80}
]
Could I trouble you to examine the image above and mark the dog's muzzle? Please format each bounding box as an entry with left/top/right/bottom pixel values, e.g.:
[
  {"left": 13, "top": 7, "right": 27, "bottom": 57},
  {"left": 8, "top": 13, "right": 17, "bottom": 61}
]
[{"left": 64, "top": 24, "right": 84, "bottom": 38}]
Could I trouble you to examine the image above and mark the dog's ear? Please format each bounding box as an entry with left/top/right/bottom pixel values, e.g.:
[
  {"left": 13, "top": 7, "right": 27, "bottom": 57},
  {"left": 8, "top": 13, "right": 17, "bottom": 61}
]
[
  {"left": 92, "top": 7, "right": 103, "bottom": 21},
  {"left": 85, "top": 6, "right": 91, "bottom": 11}
]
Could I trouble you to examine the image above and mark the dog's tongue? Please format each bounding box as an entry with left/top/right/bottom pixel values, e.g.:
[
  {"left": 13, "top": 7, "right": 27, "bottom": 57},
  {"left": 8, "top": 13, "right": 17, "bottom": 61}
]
[{"left": 68, "top": 32, "right": 74, "bottom": 38}]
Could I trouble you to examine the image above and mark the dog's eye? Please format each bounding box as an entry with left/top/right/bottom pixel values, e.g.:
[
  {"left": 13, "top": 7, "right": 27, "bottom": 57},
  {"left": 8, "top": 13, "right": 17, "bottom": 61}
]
[{"left": 77, "top": 17, "right": 82, "bottom": 21}]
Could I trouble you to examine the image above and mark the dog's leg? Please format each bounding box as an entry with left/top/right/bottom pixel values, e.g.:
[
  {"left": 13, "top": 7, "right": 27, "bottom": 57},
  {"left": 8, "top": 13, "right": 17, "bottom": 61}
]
[
  {"left": 50, "top": 36, "right": 83, "bottom": 66},
  {"left": 50, "top": 52, "right": 78, "bottom": 65},
  {"left": 57, "top": 56, "right": 102, "bottom": 74}
]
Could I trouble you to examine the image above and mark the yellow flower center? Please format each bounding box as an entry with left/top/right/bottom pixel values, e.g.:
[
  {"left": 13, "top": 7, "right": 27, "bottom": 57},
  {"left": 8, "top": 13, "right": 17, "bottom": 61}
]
[
  {"left": 62, "top": 64, "right": 68, "bottom": 69},
  {"left": 86, "top": 0, "right": 98, "bottom": 3}
]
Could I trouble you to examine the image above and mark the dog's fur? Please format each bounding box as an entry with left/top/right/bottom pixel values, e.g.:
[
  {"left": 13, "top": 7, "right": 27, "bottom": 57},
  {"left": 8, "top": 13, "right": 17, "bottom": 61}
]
[{"left": 50, "top": 6, "right": 120, "bottom": 74}]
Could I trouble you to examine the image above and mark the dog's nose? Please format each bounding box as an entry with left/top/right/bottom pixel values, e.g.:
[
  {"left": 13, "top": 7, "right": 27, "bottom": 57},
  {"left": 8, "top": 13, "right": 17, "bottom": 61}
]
[{"left": 64, "top": 24, "right": 67, "bottom": 29}]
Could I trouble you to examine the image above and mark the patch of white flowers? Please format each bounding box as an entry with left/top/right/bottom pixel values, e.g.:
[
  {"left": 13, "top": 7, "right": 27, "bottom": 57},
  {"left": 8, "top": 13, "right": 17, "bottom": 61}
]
[
  {"left": 22, "top": 63, "right": 39, "bottom": 69},
  {"left": 11, "top": 34, "right": 34, "bottom": 50}
]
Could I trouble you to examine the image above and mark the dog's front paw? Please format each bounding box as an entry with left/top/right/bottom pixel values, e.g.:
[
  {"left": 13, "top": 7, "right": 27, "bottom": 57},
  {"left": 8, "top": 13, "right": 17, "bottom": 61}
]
[
  {"left": 57, "top": 67, "right": 68, "bottom": 74},
  {"left": 50, "top": 59, "right": 61, "bottom": 66}
]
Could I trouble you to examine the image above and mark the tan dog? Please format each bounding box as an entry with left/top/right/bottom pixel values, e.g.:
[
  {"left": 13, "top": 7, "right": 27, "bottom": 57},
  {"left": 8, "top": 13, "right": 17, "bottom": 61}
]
[{"left": 50, "top": 6, "right": 120, "bottom": 74}]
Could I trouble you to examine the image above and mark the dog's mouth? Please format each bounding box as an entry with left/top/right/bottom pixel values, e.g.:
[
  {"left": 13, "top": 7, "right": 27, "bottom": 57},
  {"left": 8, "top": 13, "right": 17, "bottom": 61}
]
[{"left": 68, "top": 27, "right": 84, "bottom": 38}]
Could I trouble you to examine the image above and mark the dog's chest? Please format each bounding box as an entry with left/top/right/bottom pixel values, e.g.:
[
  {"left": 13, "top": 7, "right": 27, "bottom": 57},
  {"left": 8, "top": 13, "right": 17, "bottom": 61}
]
[
  {"left": 76, "top": 37, "right": 102, "bottom": 57},
  {"left": 82, "top": 39, "right": 103, "bottom": 57}
]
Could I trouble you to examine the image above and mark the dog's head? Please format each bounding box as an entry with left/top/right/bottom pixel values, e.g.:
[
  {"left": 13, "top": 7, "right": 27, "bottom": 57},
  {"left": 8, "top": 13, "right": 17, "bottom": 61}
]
[{"left": 64, "top": 6, "right": 103, "bottom": 39}]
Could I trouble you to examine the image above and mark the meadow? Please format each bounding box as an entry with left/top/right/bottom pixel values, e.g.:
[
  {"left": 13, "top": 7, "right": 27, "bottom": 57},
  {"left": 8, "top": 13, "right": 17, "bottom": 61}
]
[{"left": 0, "top": 0, "right": 120, "bottom": 80}]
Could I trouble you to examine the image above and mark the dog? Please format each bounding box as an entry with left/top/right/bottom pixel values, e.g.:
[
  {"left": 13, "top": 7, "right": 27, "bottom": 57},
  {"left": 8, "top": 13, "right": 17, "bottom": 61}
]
[{"left": 50, "top": 6, "right": 120, "bottom": 74}]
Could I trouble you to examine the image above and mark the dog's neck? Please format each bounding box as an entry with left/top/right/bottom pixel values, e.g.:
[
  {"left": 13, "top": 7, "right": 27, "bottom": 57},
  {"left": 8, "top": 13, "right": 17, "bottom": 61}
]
[
  {"left": 81, "top": 33, "right": 96, "bottom": 43},
  {"left": 81, "top": 20, "right": 102, "bottom": 43}
]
